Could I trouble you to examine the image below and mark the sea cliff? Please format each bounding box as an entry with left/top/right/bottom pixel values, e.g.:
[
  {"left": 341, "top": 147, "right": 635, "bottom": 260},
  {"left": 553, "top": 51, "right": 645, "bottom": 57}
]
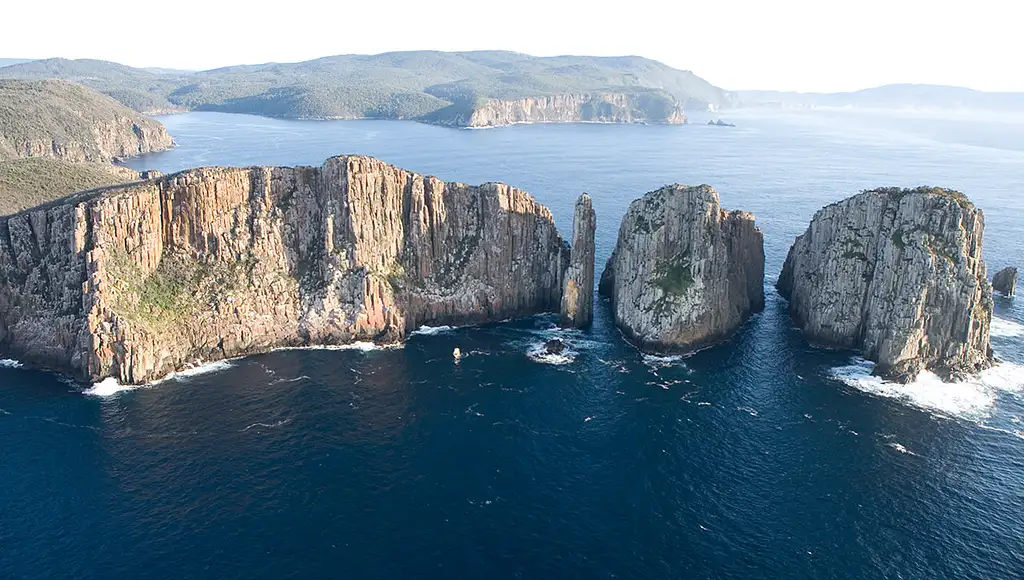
[
  {"left": 599, "top": 185, "right": 765, "bottom": 353},
  {"left": 778, "top": 187, "right": 993, "bottom": 381},
  {"left": 425, "top": 93, "right": 687, "bottom": 128},
  {"left": 0, "top": 156, "right": 569, "bottom": 384}
]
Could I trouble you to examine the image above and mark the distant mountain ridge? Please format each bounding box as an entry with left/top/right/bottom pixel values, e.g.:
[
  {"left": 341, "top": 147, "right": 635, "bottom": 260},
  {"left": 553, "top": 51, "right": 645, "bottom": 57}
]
[
  {"left": 738, "top": 84, "right": 1024, "bottom": 111},
  {"left": 0, "top": 52, "right": 732, "bottom": 126}
]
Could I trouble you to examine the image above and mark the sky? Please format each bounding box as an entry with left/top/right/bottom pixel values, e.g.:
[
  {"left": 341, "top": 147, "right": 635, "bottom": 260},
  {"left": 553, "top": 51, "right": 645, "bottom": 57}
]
[{"left": 2, "top": 0, "right": 1021, "bottom": 93}]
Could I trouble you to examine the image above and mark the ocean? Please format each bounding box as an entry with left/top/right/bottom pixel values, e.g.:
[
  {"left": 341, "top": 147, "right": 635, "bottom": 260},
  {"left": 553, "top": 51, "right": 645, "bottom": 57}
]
[{"left": 2, "top": 108, "right": 1022, "bottom": 579}]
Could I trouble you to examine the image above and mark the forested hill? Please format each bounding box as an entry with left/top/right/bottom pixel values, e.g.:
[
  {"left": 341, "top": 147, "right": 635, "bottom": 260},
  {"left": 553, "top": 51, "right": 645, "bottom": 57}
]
[{"left": 0, "top": 51, "right": 733, "bottom": 124}]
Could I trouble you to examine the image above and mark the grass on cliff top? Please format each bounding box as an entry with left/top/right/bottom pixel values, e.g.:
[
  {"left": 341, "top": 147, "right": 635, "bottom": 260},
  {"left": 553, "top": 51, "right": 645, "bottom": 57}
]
[
  {"left": 0, "top": 157, "right": 139, "bottom": 215},
  {"left": 870, "top": 186, "right": 974, "bottom": 210}
]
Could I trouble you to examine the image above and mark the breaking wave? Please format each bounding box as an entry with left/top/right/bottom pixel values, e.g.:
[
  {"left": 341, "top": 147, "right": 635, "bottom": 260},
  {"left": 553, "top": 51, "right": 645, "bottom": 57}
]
[
  {"left": 275, "top": 341, "right": 402, "bottom": 353},
  {"left": 0, "top": 359, "right": 23, "bottom": 369},
  {"left": 410, "top": 325, "right": 454, "bottom": 336},
  {"left": 991, "top": 317, "right": 1024, "bottom": 338},
  {"left": 830, "top": 358, "right": 1024, "bottom": 420},
  {"left": 156, "top": 360, "right": 236, "bottom": 383},
  {"left": 83, "top": 378, "right": 137, "bottom": 397},
  {"left": 526, "top": 342, "right": 577, "bottom": 365}
]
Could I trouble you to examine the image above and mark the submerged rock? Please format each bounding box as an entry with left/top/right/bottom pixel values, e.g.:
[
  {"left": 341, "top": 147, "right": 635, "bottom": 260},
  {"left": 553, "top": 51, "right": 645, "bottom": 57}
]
[
  {"left": 778, "top": 187, "right": 993, "bottom": 382},
  {"left": 0, "top": 156, "right": 571, "bottom": 384},
  {"left": 560, "top": 193, "right": 596, "bottom": 328},
  {"left": 599, "top": 185, "right": 765, "bottom": 353},
  {"left": 993, "top": 266, "right": 1017, "bottom": 296},
  {"left": 544, "top": 339, "right": 566, "bottom": 355}
]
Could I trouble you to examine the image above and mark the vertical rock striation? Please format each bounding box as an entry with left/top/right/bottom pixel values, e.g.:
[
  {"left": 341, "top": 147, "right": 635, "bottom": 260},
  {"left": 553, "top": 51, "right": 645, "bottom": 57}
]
[
  {"left": 0, "top": 155, "right": 569, "bottom": 384},
  {"left": 992, "top": 267, "right": 1017, "bottom": 296},
  {"left": 777, "top": 187, "right": 993, "bottom": 382},
  {"left": 560, "top": 193, "right": 596, "bottom": 328},
  {"left": 425, "top": 92, "right": 687, "bottom": 128},
  {"left": 599, "top": 185, "right": 765, "bottom": 353}
]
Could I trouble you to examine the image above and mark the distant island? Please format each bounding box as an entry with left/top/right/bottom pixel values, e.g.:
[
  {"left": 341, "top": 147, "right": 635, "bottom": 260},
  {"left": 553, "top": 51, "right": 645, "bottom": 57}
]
[
  {"left": 707, "top": 119, "right": 735, "bottom": 127},
  {"left": 0, "top": 52, "right": 734, "bottom": 127},
  {"left": 737, "top": 84, "right": 1024, "bottom": 112}
]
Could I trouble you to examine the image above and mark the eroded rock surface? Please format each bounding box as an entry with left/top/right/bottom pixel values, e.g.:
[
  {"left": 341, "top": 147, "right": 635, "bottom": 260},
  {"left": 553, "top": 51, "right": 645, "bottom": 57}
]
[
  {"left": 428, "top": 93, "right": 686, "bottom": 128},
  {"left": 993, "top": 266, "right": 1017, "bottom": 296},
  {"left": 0, "top": 156, "right": 569, "bottom": 384},
  {"left": 599, "top": 185, "right": 765, "bottom": 353},
  {"left": 777, "top": 187, "right": 993, "bottom": 382},
  {"left": 560, "top": 193, "right": 596, "bottom": 328}
]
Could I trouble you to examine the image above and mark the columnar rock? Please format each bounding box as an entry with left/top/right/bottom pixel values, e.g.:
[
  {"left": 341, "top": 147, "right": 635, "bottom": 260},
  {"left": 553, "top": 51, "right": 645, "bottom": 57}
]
[
  {"left": 427, "top": 93, "right": 687, "bottom": 128},
  {"left": 598, "top": 185, "right": 765, "bottom": 353},
  {"left": 777, "top": 187, "right": 993, "bottom": 382},
  {"left": 0, "top": 156, "right": 569, "bottom": 384},
  {"left": 993, "top": 266, "right": 1017, "bottom": 296},
  {"left": 560, "top": 193, "right": 596, "bottom": 328}
]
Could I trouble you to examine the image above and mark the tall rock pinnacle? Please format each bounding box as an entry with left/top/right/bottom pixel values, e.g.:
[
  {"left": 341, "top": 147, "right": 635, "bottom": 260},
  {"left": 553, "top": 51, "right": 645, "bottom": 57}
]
[{"left": 560, "top": 193, "right": 597, "bottom": 328}]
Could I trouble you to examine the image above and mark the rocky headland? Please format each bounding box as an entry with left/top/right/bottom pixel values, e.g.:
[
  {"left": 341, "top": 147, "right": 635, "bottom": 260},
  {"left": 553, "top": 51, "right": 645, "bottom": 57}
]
[
  {"left": 0, "top": 79, "right": 172, "bottom": 163},
  {"left": 559, "top": 193, "right": 597, "bottom": 328},
  {"left": 0, "top": 156, "right": 570, "bottom": 384},
  {"left": 992, "top": 266, "right": 1017, "bottom": 296},
  {"left": 778, "top": 187, "right": 993, "bottom": 382},
  {"left": 599, "top": 185, "right": 765, "bottom": 353},
  {"left": 425, "top": 93, "right": 687, "bottom": 128}
]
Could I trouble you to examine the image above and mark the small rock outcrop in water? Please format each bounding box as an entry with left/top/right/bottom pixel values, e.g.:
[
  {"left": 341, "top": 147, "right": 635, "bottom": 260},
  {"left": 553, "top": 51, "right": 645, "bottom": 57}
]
[
  {"left": 599, "top": 185, "right": 765, "bottom": 353},
  {"left": 544, "top": 339, "right": 566, "bottom": 355},
  {"left": 0, "top": 156, "right": 571, "bottom": 384},
  {"left": 993, "top": 267, "right": 1017, "bottom": 296},
  {"left": 560, "top": 193, "right": 596, "bottom": 328},
  {"left": 777, "top": 187, "right": 993, "bottom": 382}
]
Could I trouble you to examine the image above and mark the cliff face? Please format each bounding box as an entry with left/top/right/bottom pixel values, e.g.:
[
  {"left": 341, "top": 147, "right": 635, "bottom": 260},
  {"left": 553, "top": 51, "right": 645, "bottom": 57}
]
[
  {"left": 560, "top": 194, "right": 596, "bottom": 328},
  {"left": 993, "top": 267, "right": 1017, "bottom": 296},
  {"left": 0, "top": 79, "right": 173, "bottom": 163},
  {"left": 428, "top": 93, "right": 686, "bottom": 128},
  {"left": 0, "top": 156, "right": 569, "bottom": 384},
  {"left": 599, "top": 185, "right": 765, "bottom": 353},
  {"left": 777, "top": 187, "right": 993, "bottom": 382}
]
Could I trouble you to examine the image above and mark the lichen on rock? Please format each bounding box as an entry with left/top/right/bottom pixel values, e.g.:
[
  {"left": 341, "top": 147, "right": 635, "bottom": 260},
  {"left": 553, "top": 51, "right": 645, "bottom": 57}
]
[
  {"left": 777, "top": 187, "right": 994, "bottom": 382},
  {"left": 599, "top": 184, "right": 765, "bottom": 353}
]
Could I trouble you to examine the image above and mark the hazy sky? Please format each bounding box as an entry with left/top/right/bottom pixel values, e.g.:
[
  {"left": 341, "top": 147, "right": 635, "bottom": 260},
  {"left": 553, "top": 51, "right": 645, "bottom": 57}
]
[{"left": 3, "top": 0, "right": 1021, "bottom": 92}]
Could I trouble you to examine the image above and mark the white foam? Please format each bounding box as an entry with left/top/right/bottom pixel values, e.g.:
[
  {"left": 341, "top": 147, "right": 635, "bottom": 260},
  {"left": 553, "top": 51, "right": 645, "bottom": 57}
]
[
  {"left": 830, "top": 358, "right": 1024, "bottom": 420},
  {"left": 0, "top": 359, "right": 23, "bottom": 369},
  {"left": 83, "top": 378, "right": 137, "bottom": 397},
  {"left": 991, "top": 317, "right": 1024, "bottom": 338},
  {"left": 527, "top": 342, "right": 577, "bottom": 365},
  {"left": 158, "top": 359, "right": 236, "bottom": 382},
  {"left": 275, "top": 341, "right": 401, "bottom": 353},
  {"left": 410, "top": 325, "right": 454, "bottom": 336}
]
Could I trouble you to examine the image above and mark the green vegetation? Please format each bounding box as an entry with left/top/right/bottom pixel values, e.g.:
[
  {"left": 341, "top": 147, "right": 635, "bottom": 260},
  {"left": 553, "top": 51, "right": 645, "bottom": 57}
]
[
  {"left": 0, "top": 78, "right": 169, "bottom": 162},
  {"left": 872, "top": 186, "right": 974, "bottom": 210},
  {"left": 0, "top": 52, "right": 733, "bottom": 120},
  {"left": 650, "top": 254, "right": 695, "bottom": 296},
  {"left": 0, "top": 157, "right": 138, "bottom": 215}
]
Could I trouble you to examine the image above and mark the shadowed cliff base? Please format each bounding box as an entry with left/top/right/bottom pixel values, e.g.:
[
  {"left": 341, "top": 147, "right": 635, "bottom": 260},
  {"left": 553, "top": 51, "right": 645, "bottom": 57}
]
[{"left": 0, "top": 155, "right": 572, "bottom": 384}]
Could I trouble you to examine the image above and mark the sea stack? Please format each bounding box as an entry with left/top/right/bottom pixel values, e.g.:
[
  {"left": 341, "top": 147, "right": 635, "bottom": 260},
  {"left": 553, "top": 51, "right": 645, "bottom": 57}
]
[
  {"left": 599, "top": 185, "right": 765, "bottom": 353},
  {"left": 993, "top": 267, "right": 1017, "bottom": 296},
  {"left": 0, "top": 155, "right": 570, "bottom": 384},
  {"left": 560, "top": 193, "right": 596, "bottom": 328},
  {"left": 778, "top": 187, "right": 993, "bottom": 382}
]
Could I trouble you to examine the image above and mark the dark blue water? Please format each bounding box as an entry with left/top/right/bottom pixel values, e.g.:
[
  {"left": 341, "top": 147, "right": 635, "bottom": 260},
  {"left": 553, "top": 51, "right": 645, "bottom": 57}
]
[{"left": 3, "top": 110, "right": 1024, "bottom": 579}]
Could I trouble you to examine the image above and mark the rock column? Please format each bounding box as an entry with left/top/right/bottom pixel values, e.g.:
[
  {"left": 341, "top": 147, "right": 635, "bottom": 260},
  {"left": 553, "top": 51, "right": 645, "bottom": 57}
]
[
  {"left": 993, "top": 266, "right": 1017, "bottom": 296},
  {"left": 560, "top": 193, "right": 596, "bottom": 327}
]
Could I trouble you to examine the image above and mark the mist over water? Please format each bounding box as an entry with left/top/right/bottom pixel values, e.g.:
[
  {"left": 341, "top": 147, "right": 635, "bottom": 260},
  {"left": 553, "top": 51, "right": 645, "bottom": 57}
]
[{"left": 2, "top": 109, "right": 1023, "bottom": 579}]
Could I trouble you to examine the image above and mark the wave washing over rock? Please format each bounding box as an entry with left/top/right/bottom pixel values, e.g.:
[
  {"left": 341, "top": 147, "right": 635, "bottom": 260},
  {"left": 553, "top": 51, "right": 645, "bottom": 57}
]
[
  {"left": 0, "top": 155, "right": 572, "bottom": 384},
  {"left": 831, "top": 358, "right": 1024, "bottom": 421},
  {"left": 779, "top": 187, "right": 993, "bottom": 382}
]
